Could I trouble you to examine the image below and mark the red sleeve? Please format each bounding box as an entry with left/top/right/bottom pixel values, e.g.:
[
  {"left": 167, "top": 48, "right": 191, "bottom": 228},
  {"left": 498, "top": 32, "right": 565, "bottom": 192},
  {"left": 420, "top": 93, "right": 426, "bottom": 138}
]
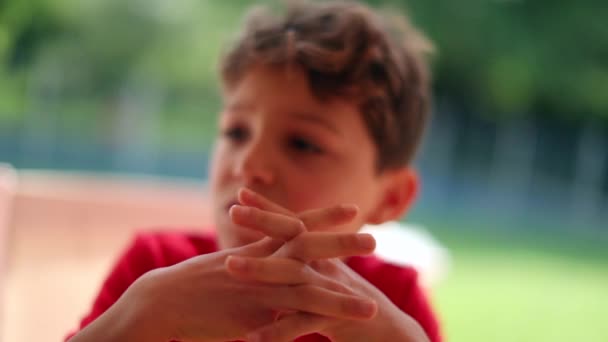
[{"left": 396, "top": 277, "right": 442, "bottom": 342}]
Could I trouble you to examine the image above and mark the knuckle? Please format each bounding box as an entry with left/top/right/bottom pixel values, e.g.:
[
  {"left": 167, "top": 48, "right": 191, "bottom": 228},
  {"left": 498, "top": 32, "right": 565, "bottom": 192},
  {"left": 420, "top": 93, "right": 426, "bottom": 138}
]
[
  {"left": 338, "top": 234, "right": 357, "bottom": 249},
  {"left": 330, "top": 206, "right": 345, "bottom": 221},
  {"left": 293, "top": 283, "right": 308, "bottom": 297},
  {"left": 250, "top": 207, "right": 267, "bottom": 225},
  {"left": 292, "top": 219, "right": 306, "bottom": 235},
  {"left": 246, "top": 259, "right": 261, "bottom": 273},
  {"left": 293, "top": 284, "right": 316, "bottom": 301},
  {"left": 286, "top": 237, "right": 307, "bottom": 259},
  {"left": 325, "top": 260, "right": 339, "bottom": 272},
  {"left": 309, "top": 260, "right": 322, "bottom": 270},
  {"left": 310, "top": 260, "right": 333, "bottom": 274},
  {"left": 298, "top": 263, "right": 314, "bottom": 280},
  {"left": 340, "top": 296, "right": 361, "bottom": 315},
  {"left": 283, "top": 218, "right": 304, "bottom": 240},
  {"left": 327, "top": 280, "right": 350, "bottom": 294}
]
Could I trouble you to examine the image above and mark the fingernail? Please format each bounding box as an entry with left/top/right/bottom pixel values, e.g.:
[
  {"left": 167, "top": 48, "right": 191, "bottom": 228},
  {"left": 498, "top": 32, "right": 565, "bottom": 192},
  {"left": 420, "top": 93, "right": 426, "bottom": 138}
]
[
  {"left": 297, "top": 220, "right": 306, "bottom": 232},
  {"left": 230, "top": 205, "right": 250, "bottom": 216},
  {"left": 339, "top": 204, "right": 359, "bottom": 216},
  {"left": 240, "top": 187, "right": 255, "bottom": 199},
  {"left": 357, "top": 234, "right": 376, "bottom": 250}
]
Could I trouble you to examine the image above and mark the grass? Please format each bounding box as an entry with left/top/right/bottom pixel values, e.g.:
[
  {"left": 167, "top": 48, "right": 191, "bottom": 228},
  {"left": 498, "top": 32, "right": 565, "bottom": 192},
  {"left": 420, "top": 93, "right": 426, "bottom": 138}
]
[{"left": 428, "top": 225, "right": 608, "bottom": 341}]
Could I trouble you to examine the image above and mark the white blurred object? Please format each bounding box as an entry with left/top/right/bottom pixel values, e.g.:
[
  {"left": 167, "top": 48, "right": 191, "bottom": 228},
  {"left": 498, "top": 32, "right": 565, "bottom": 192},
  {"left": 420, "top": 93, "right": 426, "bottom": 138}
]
[{"left": 362, "top": 221, "right": 450, "bottom": 288}]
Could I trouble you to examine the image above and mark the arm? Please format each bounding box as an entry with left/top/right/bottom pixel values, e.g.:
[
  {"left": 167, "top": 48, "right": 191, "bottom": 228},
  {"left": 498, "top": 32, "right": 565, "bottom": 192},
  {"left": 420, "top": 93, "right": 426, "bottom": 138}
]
[
  {"left": 65, "top": 234, "right": 167, "bottom": 341},
  {"left": 67, "top": 230, "right": 375, "bottom": 342},
  {"left": 67, "top": 280, "right": 167, "bottom": 342},
  {"left": 66, "top": 234, "right": 175, "bottom": 342}
]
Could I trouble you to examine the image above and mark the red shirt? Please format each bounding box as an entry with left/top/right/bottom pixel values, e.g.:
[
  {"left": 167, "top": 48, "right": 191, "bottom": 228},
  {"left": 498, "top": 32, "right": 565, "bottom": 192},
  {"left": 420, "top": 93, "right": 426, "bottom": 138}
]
[{"left": 67, "top": 230, "right": 441, "bottom": 341}]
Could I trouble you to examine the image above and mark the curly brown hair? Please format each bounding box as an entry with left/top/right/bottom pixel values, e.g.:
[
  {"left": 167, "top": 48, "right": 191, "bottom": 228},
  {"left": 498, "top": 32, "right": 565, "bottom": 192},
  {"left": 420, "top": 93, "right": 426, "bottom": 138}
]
[{"left": 220, "top": 0, "right": 434, "bottom": 171}]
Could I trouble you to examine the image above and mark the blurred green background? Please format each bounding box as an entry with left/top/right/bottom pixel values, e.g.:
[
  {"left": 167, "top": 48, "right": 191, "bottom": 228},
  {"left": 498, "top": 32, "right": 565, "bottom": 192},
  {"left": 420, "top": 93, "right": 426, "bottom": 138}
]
[{"left": 1, "top": 0, "right": 607, "bottom": 341}]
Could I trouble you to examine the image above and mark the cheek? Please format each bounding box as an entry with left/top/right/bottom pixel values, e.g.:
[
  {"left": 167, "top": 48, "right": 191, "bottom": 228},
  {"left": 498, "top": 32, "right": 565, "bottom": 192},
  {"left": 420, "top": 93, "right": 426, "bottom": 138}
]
[
  {"left": 280, "top": 160, "right": 339, "bottom": 206},
  {"left": 282, "top": 166, "right": 365, "bottom": 213},
  {"left": 209, "top": 143, "right": 231, "bottom": 188}
]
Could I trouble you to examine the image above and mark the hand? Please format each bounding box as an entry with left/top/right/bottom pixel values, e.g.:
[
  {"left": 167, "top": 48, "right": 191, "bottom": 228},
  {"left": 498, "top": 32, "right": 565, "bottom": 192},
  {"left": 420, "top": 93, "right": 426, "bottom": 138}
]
[
  {"left": 118, "top": 224, "right": 377, "bottom": 342},
  {"left": 228, "top": 255, "right": 429, "bottom": 342},
  {"left": 227, "top": 188, "right": 430, "bottom": 342}
]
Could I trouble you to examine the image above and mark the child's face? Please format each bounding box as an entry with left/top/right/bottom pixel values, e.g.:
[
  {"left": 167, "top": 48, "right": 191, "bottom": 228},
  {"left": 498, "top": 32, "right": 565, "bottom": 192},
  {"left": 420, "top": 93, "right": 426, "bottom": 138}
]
[{"left": 209, "top": 65, "right": 392, "bottom": 249}]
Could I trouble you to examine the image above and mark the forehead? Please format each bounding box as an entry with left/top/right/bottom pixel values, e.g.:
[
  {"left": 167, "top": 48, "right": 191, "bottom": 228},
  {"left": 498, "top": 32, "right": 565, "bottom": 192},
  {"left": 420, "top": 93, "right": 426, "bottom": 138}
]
[{"left": 222, "top": 65, "right": 361, "bottom": 125}]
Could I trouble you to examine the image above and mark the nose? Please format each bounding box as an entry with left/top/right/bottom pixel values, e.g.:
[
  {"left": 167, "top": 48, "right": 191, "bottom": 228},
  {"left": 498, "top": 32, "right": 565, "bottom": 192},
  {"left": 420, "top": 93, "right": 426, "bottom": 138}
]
[{"left": 233, "top": 138, "right": 275, "bottom": 186}]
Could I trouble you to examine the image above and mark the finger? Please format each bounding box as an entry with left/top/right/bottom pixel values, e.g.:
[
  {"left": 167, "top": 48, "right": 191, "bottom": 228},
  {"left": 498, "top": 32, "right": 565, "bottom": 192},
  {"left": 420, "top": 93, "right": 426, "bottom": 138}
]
[
  {"left": 229, "top": 205, "right": 305, "bottom": 241},
  {"left": 226, "top": 255, "right": 309, "bottom": 284},
  {"left": 239, "top": 188, "right": 361, "bottom": 234},
  {"left": 263, "top": 285, "right": 377, "bottom": 320},
  {"left": 238, "top": 188, "right": 294, "bottom": 217},
  {"left": 230, "top": 237, "right": 284, "bottom": 257},
  {"left": 273, "top": 232, "right": 376, "bottom": 262},
  {"left": 225, "top": 256, "right": 355, "bottom": 295},
  {"left": 298, "top": 204, "right": 359, "bottom": 231},
  {"left": 247, "top": 313, "right": 332, "bottom": 342}
]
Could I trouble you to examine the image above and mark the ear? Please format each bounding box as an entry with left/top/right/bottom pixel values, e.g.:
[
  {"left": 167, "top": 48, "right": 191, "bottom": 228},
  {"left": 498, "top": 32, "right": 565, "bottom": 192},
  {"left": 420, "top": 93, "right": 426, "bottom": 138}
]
[{"left": 366, "top": 168, "right": 419, "bottom": 225}]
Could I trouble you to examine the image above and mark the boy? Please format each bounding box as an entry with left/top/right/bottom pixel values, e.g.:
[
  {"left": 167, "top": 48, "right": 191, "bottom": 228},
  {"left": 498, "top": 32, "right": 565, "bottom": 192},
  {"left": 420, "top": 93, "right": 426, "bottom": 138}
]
[{"left": 67, "top": 0, "right": 440, "bottom": 341}]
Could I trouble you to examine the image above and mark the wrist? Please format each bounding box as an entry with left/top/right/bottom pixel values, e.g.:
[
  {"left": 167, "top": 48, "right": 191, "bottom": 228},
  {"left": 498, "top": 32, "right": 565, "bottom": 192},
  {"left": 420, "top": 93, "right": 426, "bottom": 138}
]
[
  {"left": 325, "top": 307, "right": 429, "bottom": 342},
  {"left": 322, "top": 314, "right": 381, "bottom": 342},
  {"left": 68, "top": 292, "right": 167, "bottom": 342},
  {"left": 117, "top": 271, "right": 174, "bottom": 342},
  {"left": 371, "top": 309, "right": 430, "bottom": 342},
  {"left": 113, "top": 298, "right": 166, "bottom": 342}
]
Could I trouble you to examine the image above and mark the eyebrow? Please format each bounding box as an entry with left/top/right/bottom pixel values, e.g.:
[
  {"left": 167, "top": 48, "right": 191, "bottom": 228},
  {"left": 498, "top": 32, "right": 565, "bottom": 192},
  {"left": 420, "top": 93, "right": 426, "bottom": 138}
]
[
  {"left": 291, "top": 112, "right": 341, "bottom": 136},
  {"left": 224, "top": 102, "right": 341, "bottom": 136}
]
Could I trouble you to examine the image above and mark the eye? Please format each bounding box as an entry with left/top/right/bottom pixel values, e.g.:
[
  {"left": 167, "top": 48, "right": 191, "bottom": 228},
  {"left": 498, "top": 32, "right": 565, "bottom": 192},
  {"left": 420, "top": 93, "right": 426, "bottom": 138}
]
[
  {"left": 223, "top": 125, "right": 248, "bottom": 143},
  {"left": 289, "top": 136, "right": 323, "bottom": 154}
]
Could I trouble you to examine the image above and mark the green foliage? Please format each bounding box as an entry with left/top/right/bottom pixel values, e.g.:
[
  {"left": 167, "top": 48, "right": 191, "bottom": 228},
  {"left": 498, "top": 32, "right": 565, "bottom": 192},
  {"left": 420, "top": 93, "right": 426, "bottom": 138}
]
[
  {"left": 431, "top": 225, "right": 608, "bottom": 342},
  {"left": 0, "top": 0, "right": 606, "bottom": 134}
]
